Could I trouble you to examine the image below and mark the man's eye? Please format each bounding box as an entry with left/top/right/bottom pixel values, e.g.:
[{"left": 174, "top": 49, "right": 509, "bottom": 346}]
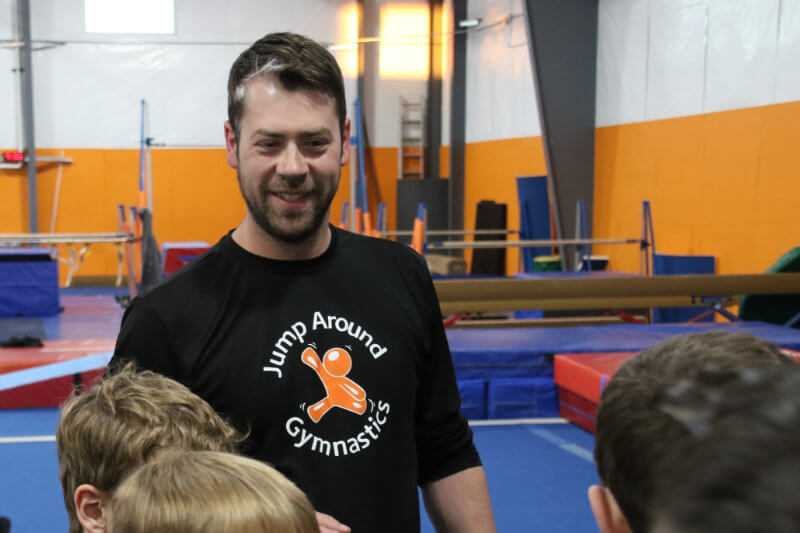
[
  {"left": 306, "top": 138, "right": 329, "bottom": 148},
  {"left": 257, "top": 141, "right": 281, "bottom": 150}
]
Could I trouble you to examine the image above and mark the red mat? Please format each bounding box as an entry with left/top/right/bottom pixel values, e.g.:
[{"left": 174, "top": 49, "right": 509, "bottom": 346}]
[
  {"left": 162, "top": 244, "right": 210, "bottom": 275},
  {"left": 554, "top": 352, "right": 635, "bottom": 432},
  {"left": 0, "top": 339, "right": 114, "bottom": 409},
  {"left": 0, "top": 339, "right": 114, "bottom": 373},
  {"left": 555, "top": 348, "right": 800, "bottom": 433}
]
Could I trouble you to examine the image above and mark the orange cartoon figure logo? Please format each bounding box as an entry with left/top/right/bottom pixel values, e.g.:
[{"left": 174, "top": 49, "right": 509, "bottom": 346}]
[{"left": 302, "top": 346, "right": 367, "bottom": 423}]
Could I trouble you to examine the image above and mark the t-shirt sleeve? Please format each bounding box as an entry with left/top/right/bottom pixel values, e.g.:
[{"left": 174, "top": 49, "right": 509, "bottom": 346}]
[
  {"left": 414, "top": 257, "right": 482, "bottom": 485},
  {"left": 110, "top": 298, "right": 181, "bottom": 379}
]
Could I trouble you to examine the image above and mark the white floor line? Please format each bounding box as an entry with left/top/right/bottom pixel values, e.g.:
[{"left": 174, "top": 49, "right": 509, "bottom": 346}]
[
  {"left": 469, "top": 417, "right": 569, "bottom": 427},
  {"left": 0, "top": 435, "right": 56, "bottom": 444},
  {"left": 527, "top": 427, "right": 594, "bottom": 463}
]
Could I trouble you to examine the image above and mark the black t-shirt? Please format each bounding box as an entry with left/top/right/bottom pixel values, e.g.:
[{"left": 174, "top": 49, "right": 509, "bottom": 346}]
[{"left": 111, "top": 227, "right": 480, "bottom": 532}]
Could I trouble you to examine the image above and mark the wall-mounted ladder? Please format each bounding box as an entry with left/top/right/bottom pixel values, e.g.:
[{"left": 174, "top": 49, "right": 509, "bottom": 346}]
[{"left": 399, "top": 97, "right": 424, "bottom": 180}]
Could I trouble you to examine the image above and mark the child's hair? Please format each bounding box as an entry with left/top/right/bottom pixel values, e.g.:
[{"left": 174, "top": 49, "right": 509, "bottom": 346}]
[
  {"left": 594, "top": 331, "right": 791, "bottom": 532},
  {"left": 652, "top": 365, "right": 800, "bottom": 533},
  {"left": 57, "top": 364, "right": 242, "bottom": 533},
  {"left": 109, "top": 450, "right": 318, "bottom": 533}
]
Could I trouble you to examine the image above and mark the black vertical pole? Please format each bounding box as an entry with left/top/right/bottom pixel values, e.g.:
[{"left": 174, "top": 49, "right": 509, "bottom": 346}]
[
  {"left": 448, "top": 0, "right": 467, "bottom": 233},
  {"left": 424, "top": 0, "right": 443, "bottom": 181}
]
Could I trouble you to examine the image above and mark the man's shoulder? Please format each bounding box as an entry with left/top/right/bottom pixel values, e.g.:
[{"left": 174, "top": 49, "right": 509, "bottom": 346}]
[{"left": 336, "top": 229, "right": 426, "bottom": 270}]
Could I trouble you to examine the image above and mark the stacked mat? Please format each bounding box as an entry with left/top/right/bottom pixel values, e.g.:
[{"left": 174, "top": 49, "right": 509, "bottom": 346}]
[
  {"left": 554, "top": 348, "right": 800, "bottom": 432},
  {"left": 447, "top": 328, "right": 560, "bottom": 420},
  {"left": 0, "top": 248, "right": 59, "bottom": 317},
  {"left": 447, "top": 322, "right": 800, "bottom": 422}
]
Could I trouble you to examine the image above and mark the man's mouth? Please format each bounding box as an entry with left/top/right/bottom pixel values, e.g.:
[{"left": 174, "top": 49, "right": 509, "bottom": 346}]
[{"left": 271, "top": 191, "right": 313, "bottom": 208}]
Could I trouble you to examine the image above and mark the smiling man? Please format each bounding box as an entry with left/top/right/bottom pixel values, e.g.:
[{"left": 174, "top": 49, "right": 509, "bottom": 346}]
[{"left": 112, "top": 32, "right": 495, "bottom": 533}]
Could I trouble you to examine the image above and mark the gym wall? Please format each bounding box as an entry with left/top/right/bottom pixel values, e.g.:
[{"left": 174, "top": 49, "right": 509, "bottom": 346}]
[
  {"left": 2, "top": 0, "right": 799, "bottom": 282},
  {"left": 0, "top": 0, "right": 359, "bottom": 283},
  {"left": 592, "top": 0, "right": 800, "bottom": 275},
  {"left": 458, "top": 0, "right": 800, "bottom": 275}
]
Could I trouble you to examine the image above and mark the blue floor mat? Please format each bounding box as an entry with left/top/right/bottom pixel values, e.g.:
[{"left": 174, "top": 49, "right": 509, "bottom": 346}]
[{"left": 1, "top": 410, "right": 598, "bottom": 533}]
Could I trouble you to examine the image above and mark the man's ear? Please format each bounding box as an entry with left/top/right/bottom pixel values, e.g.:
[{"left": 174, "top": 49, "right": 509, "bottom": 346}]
[
  {"left": 340, "top": 117, "right": 351, "bottom": 166},
  {"left": 588, "top": 485, "right": 632, "bottom": 533},
  {"left": 74, "top": 484, "right": 108, "bottom": 533},
  {"left": 224, "top": 120, "right": 239, "bottom": 169}
]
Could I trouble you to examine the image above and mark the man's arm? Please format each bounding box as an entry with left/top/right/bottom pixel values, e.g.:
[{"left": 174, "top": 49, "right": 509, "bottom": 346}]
[
  {"left": 409, "top": 250, "right": 496, "bottom": 532},
  {"left": 422, "top": 466, "right": 496, "bottom": 532}
]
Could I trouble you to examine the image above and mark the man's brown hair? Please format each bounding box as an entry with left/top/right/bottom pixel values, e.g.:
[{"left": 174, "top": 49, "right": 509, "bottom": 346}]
[
  {"left": 57, "top": 364, "right": 241, "bottom": 533},
  {"left": 227, "top": 32, "right": 347, "bottom": 141},
  {"left": 109, "top": 451, "right": 318, "bottom": 533},
  {"left": 594, "top": 331, "right": 792, "bottom": 533}
]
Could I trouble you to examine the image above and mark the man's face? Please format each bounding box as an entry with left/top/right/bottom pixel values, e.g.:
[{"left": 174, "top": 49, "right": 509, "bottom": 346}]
[{"left": 225, "top": 76, "right": 349, "bottom": 244}]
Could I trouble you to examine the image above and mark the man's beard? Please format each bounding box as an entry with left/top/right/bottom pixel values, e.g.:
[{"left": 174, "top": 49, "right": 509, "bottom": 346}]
[{"left": 239, "top": 170, "right": 337, "bottom": 244}]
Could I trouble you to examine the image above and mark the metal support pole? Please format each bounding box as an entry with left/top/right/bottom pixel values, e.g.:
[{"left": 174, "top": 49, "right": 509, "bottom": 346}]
[
  {"left": 448, "top": 0, "right": 467, "bottom": 236},
  {"left": 424, "top": 0, "right": 443, "bottom": 181},
  {"left": 17, "top": 0, "right": 38, "bottom": 232}
]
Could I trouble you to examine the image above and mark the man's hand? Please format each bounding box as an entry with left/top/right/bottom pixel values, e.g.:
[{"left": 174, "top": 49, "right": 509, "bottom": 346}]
[{"left": 316, "top": 512, "right": 351, "bottom": 533}]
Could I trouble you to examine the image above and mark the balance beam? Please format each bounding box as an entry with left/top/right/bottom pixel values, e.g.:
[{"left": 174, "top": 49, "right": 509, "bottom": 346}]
[{"left": 434, "top": 273, "right": 800, "bottom": 314}]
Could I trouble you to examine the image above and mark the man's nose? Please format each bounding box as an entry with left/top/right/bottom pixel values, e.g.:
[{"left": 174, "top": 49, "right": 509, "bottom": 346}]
[{"left": 276, "top": 143, "right": 309, "bottom": 181}]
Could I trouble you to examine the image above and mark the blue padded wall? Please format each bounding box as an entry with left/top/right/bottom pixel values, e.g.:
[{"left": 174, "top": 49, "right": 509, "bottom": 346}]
[
  {"left": 516, "top": 176, "right": 551, "bottom": 273},
  {"left": 653, "top": 254, "right": 715, "bottom": 323}
]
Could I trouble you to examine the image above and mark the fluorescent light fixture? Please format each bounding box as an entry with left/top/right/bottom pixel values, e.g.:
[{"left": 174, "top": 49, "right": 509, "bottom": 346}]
[{"left": 458, "top": 18, "right": 482, "bottom": 29}]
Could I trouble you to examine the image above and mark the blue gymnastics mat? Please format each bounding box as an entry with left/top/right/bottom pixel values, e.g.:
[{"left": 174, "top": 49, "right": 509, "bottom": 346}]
[{"left": 446, "top": 321, "right": 800, "bottom": 363}]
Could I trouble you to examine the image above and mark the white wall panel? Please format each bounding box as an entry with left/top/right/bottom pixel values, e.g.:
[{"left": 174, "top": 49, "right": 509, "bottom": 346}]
[
  {"left": 0, "top": 51, "right": 15, "bottom": 148},
  {"left": 373, "top": 78, "right": 425, "bottom": 147},
  {"left": 1, "top": 0, "right": 18, "bottom": 148},
  {"left": 465, "top": 0, "right": 540, "bottom": 143},
  {"left": 645, "top": 0, "right": 706, "bottom": 120},
  {"left": 33, "top": 44, "right": 238, "bottom": 148},
  {"left": 598, "top": 0, "right": 800, "bottom": 126},
  {"left": 30, "top": 0, "right": 343, "bottom": 45},
  {"left": 0, "top": 0, "right": 11, "bottom": 35},
  {"left": 0, "top": 0, "right": 349, "bottom": 148},
  {"left": 596, "top": 0, "right": 648, "bottom": 126},
  {"left": 704, "top": 0, "right": 780, "bottom": 113},
  {"left": 776, "top": 0, "right": 800, "bottom": 103}
]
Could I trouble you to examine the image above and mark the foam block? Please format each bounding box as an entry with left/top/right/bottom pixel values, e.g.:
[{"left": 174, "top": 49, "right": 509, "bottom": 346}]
[
  {"left": 162, "top": 242, "right": 210, "bottom": 276},
  {"left": 554, "top": 352, "right": 636, "bottom": 432}
]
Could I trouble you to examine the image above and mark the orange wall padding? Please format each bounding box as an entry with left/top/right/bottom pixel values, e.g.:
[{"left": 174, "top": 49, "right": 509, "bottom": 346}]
[
  {"left": 0, "top": 170, "right": 28, "bottom": 233},
  {"left": 1, "top": 146, "right": 400, "bottom": 285},
  {"left": 594, "top": 100, "right": 800, "bottom": 275},
  {"left": 7, "top": 100, "right": 796, "bottom": 285},
  {"left": 464, "top": 136, "right": 548, "bottom": 275}
]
